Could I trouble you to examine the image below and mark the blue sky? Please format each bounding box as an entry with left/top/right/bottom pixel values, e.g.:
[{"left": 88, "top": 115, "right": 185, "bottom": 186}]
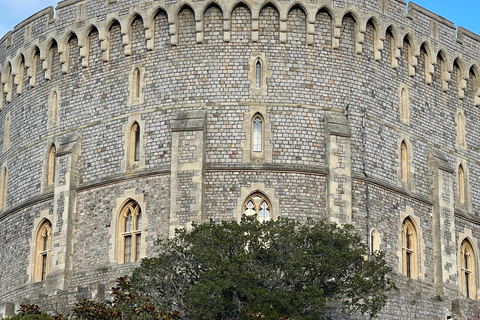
[{"left": 1, "top": 0, "right": 480, "bottom": 39}]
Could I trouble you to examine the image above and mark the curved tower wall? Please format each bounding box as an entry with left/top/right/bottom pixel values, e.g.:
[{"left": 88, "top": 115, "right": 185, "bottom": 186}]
[{"left": 1, "top": 0, "right": 480, "bottom": 317}]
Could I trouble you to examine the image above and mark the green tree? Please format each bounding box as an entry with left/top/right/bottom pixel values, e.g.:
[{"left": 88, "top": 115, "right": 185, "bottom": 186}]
[{"left": 131, "top": 216, "right": 395, "bottom": 320}]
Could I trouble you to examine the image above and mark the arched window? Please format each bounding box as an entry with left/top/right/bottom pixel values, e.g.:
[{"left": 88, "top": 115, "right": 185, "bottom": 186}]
[
  {"left": 35, "top": 219, "right": 52, "bottom": 281},
  {"left": 401, "top": 141, "right": 408, "bottom": 184},
  {"left": 457, "top": 111, "right": 466, "bottom": 148},
  {"left": 244, "top": 192, "right": 271, "bottom": 222},
  {"left": 130, "top": 122, "right": 140, "bottom": 163},
  {"left": 461, "top": 239, "right": 476, "bottom": 298},
  {"left": 401, "top": 217, "right": 418, "bottom": 278},
  {"left": 256, "top": 60, "right": 262, "bottom": 88},
  {"left": 119, "top": 200, "right": 142, "bottom": 263},
  {"left": 3, "top": 113, "right": 10, "bottom": 152},
  {"left": 0, "top": 167, "right": 7, "bottom": 211},
  {"left": 47, "top": 145, "right": 56, "bottom": 187},
  {"left": 252, "top": 114, "right": 263, "bottom": 153},
  {"left": 133, "top": 68, "right": 140, "bottom": 99}
]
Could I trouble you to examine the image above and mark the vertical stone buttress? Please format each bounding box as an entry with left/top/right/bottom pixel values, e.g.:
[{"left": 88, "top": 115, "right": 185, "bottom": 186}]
[
  {"left": 169, "top": 111, "right": 206, "bottom": 235},
  {"left": 47, "top": 133, "right": 81, "bottom": 291},
  {"left": 325, "top": 115, "right": 352, "bottom": 225},
  {"left": 429, "top": 149, "right": 456, "bottom": 296}
]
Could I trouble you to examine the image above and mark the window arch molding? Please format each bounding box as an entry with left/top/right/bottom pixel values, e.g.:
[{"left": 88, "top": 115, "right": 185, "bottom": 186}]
[
  {"left": 397, "top": 207, "right": 425, "bottom": 280},
  {"left": 41, "top": 140, "right": 58, "bottom": 193},
  {"left": 33, "top": 218, "right": 52, "bottom": 281},
  {"left": 236, "top": 183, "right": 280, "bottom": 222},
  {"left": 401, "top": 217, "right": 418, "bottom": 279},
  {"left": 117, "top": 199, "right": 143, "bottom": 263},
  {"left": 27, "top": 209, "right": 54, "bottom": 282},
  {"left": 460, "top": 238, "right": 477, "bottom": 299},
  {"left": 108, "top": 189, "right": 148, "bottom": 263},
  {"left": 243, "top": 191, "right": 272, "bottom": 222}
]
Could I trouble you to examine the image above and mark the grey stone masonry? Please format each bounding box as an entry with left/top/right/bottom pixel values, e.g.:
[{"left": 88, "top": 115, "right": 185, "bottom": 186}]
[{"left": 2, "top": 0, "right": 480, "bottom": 318}]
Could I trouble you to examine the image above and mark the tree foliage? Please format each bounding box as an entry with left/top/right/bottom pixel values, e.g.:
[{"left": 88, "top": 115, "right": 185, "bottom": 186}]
[{"left": 131, "top": 216, "right": 395, "bottom": 320}]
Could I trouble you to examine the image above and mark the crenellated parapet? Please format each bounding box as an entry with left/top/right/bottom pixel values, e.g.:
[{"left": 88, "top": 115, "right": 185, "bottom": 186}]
[{"left": 1, "top": 0, "right": 480, "bottom": 105}]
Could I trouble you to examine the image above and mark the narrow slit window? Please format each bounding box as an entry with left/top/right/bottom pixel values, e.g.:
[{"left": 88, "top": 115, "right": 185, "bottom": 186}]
[
  {"left": 401, "top": 218, "right": 417, "bottom": 278},
  {"left": 461, "top": 239, "right": 476, "bottom": 298},
  {"left": 256, "top": 61, "right": 261, "bottom": 88},
  {"left": 253, "top": 115, "right": 263, "bottom": 153},
  {"left": 133, "top": 68, "right": 140, "bottom": 99},
  {"left": 0, "top": 167, "right": 7, "bottom": 210},
  {"left": 51, "top": 92, "right": 57, "bottom": 123},
  {"left": 130, "top": 122, "right": 140, "bottom": 163},
  {"left": 47, "top": 145, "right": 56, "bottom": 186},
  {"left": 459, "top": 165, "right": 466, "bottom": 205},
  {"left": 401, "top": 141, "right": 408, "bottom": 184}
]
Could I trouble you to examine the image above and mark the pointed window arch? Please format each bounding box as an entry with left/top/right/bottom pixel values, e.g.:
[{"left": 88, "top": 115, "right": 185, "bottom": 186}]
[
  {"left": 252, "top": 114, "right": 263, "bottom": 153},
  {"left": 244, "top": 192, "right": 271, "bottom": 222},
  {"left": 118, "top": 200, "right": 142, "bottom": 263},
  {"left": 34, "top": 219, "right": 52, "bottom": 281},
  {"left": 401, "top": 141, "right": 408, "bottom": 184},
  {"left": 461, "top": 239, "right": 476, "bottom": 298},
  {"left": 17, "top": 60, "right": 25, "bottom": 94},
  {"left": 130, "top": 122, "right": 140, "bottom": 163},
  {"left": 47, "top": 145, "right": 56, "bottom": 187},
  {"left": 401, "top": 217, "right": 418, "bottom": 278}
]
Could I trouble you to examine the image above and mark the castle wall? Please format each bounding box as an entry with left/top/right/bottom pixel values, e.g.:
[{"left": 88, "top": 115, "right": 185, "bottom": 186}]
[{"left": 1, "top": 0, "right": 480, "bottom": 318}]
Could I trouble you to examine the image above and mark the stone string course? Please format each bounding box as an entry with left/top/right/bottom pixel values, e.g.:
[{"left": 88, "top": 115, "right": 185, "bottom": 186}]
[{"left": 1, "top": 0, "right": 480, "bottom": 318}]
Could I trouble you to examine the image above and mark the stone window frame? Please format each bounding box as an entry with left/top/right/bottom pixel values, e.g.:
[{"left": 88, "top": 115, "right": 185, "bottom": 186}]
[
  {"left": 236, "top": 183, "right": 279, "bottom": 222},
  {"left": 47, "top": 145, "right": 56, "bottom": 188},
  {"left": 127, "top": 64, "right": 145, "bottom": 106},
  {"left": 243, "top": 191, "right": 272, "bottom": 222},
  {"left": 40, "top": 140, "right": 58, "bottom": 193},
  {"left": 47, "top": 88, "right": 60, "bottom": 129},
  {"left": 397, "top": 207, "right": 425, "bottom": 280},
  {"left": 252, "top": 113, "right": 264, "bottom": 154},
  {"left": 0, "top": 163, "right": 7, "bottom": 211},
  {"left": 108, "top": 188, "right": 148, "bottom": 264},
  {"left": 241, "top": 106, "right": 272, "bottom": 164},
  {"left": 460, "top": 238, "right": 477, "bottom": 299},
  {"left": 34, "top": 219, "right": 52, "bottom": 282},
  {"left": 401, "top": 217, "right": 418, "bottom": 278},
  {"left": 456, "top": 108, "right": 467, "bottom": 149},
  {"left": 399, "top": 85, "right": 410, "bottom": 125},
  {"left": 118, "top": 200, "right": 142, "bottom": 263},
  {"left": 370, "top": 228, "right": 381, "bottom": 254},
  {"left": 121, "top": 115, "right": 146, "bottom": 172},
  {"left": 248, "top": 53, "right": 271, "bottom": 96},
  {"left": 27, "top": 209, "right": 54, "bottom": 282},
  {"left": 397, "top": 137, "right": 414, "bottom": 191},
  {"left": 2, "top": 111, "right": 11, "bottom": 153},
  {"left": 456, "top": 160, "right": 471, "bottom": 212}
]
